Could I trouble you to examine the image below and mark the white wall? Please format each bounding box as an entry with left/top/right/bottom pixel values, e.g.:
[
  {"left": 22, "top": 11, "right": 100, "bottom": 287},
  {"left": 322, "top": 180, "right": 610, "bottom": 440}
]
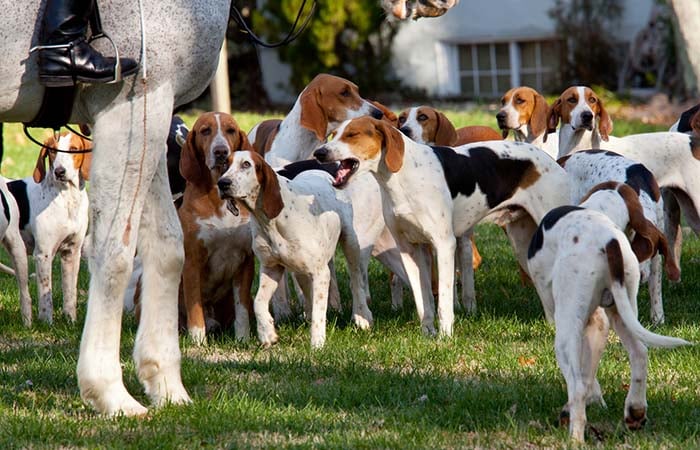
[{"left": 390, "top": 0, "right": 654, "bottom": 96}]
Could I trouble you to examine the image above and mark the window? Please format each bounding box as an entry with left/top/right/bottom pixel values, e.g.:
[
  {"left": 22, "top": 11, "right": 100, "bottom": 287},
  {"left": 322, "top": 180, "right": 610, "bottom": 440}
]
[{"left": 457, "top": 40, "right": 561, "bottom": 99}]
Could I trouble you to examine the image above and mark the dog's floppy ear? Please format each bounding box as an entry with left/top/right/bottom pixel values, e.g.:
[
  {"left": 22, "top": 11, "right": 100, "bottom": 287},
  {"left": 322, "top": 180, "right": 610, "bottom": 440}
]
[
  {"left": 79, "top": 151, "right": 92, "bottom": 181},
  {"left": 434, "top": 110, "right": 458, "bottom": 146},
  {"left": 531, "top": 93, "right": 549, "bottom": 140},
  {"left": 597, "top": 98, "right": 613, "bottom": 142},
  {"left": 299, "top": 87, "right": 328, "bottom": 141},
  {"left": 258, "top": 156, "right": 284, "bottom": 219},
  {"left": 33, "top": 139, "right": 52, "bottom": 183},
  {"left": 179, "top": 129, "right": 207, "bottom": 184},
  {"left": 372, "top": 100, "right": 398, "bottom": 128},
  {"left": 237, "top": 129, "right": 254, "bottom": 152},
  {"left": 691, "top": 110, "right": 700, "bottom": 136},
  {"left": 546, "top": 98, "right": 562, "bottom": 134},
  {"left": 377, "top": 118, "right": 405, "bottom": 173}
]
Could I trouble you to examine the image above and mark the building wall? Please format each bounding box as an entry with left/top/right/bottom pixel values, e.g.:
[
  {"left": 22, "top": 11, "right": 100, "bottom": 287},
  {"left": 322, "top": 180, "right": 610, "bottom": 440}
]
[{"left": 391, "top": 0, "right": 655, "bottom": 97}]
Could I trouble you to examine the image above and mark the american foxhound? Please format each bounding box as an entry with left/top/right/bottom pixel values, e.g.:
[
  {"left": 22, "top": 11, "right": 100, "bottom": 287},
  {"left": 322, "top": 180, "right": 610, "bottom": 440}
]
[
  {"left": 669, "top": 103, "right": 700, "bottom": 134},
  {"left": 527, "top": 182, "right": 688, "bottom": 442},
  {"left": 315, "top": 116, "right": 570, "bottom": 336},
  {"left": 217, "top": 151, "right": 372, "bottom": 349},
  {"left": 548, "top": 86, "right": 700, "bottom": 271},
  {"left": 8, "top": 131, "right": 90, "bottom": 324},
  {"left": 177, "top": 112, "right": 255, "bottom": 345},
  {"left": 496, "top": 86, "right": 559, "bottom": 158},
  {"left": 558, "top": 150, "right": 674, "bottom": 324}
]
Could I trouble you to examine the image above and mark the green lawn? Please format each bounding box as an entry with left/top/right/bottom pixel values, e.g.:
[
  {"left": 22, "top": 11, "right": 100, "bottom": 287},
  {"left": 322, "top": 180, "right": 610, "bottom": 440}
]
[{"left": 1, "top": 109, "right": 698, "bottom": 449}]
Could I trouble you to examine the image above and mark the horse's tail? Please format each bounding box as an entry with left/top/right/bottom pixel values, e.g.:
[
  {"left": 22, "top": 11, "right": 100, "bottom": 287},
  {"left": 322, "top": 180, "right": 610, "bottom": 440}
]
[{"left": 605, "top": 238, "right": 690, "bottom": 348}]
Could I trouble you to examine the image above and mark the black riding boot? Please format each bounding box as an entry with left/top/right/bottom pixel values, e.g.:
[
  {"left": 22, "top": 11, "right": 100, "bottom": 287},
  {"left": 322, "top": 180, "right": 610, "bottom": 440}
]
[{"left": 36, "top": 0, "right": 138, "bottom": 87}]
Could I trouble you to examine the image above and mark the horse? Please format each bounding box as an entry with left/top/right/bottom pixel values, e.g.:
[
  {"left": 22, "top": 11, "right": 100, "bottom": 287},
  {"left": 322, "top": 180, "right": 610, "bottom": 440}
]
[{"left": 0, "top": 0, "right": 231, "bottom": 416}]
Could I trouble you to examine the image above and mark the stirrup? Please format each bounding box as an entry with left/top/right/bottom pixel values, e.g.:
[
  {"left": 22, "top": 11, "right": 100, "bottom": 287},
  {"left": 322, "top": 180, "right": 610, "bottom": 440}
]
[{"left": 88, "top": 32, "right": 122, "bottom": 83}]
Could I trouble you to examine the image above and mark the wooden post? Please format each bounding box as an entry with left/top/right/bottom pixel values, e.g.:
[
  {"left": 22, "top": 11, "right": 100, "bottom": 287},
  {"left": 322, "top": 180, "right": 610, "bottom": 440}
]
[{"left": 210, "top": 40, "right": 232, "bottom": 113}]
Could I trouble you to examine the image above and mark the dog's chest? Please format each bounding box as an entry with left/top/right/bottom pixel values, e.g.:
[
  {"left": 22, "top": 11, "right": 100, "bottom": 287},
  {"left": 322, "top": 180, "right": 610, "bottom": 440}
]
[{"left": 196, "top": 209, "right": 251, "bottom": 285}]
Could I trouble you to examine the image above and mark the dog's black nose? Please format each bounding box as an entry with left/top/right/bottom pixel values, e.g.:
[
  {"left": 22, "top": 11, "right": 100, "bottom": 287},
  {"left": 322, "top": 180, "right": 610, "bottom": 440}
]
[
  {"left": 217, "top": 177, "right": 232, "bottom": 192},
  {"left": 496, "top": 111, "right": 507, "bottom": 125},
  {"left": 314, "top": 147, "right": 329, "bottom": 162},
  {"left": 370, "top": 106, "right": 384, "bottom": 120},
  {"left": 213, "top": 146, "right": 229, "bottom": 160},
  {"left": 581, "top": 111, "right": 593, "bottom": 123},
  {"left": 399, "top": 127, "right": 413, "bottom": 139},
  {"left": 54, "top": 167, "right": 66, "bottom": 178}
]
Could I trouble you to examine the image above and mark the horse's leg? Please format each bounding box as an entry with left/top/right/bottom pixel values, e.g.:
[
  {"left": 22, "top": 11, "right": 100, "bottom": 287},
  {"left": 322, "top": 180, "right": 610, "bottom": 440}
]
[
  {"left": 77, "top": 87, "right": 172, "bottom": 416},
  {"left": 133, "top": 147, "right": 190, "bottom": 408}
]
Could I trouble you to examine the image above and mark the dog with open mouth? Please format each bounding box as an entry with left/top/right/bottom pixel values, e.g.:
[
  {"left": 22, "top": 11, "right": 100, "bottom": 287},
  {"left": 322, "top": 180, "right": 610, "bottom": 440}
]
[
  {"left": 314, "top": 116, "right": 571, "bottom": 336},
  {"left": 217, "top": 151, "right": 373, "bottom": 349}
]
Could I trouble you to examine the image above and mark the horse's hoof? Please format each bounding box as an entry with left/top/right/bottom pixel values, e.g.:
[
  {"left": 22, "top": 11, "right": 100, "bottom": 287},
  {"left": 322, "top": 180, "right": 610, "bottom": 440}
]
[{"left": 625, "top": 406, "right": 647, "bottom": 430}]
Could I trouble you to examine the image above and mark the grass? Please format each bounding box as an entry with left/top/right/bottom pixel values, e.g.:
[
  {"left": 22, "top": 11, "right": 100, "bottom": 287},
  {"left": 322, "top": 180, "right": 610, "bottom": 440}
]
[{"left": 1, "top": 108, "right": 698, "bottom": 449}]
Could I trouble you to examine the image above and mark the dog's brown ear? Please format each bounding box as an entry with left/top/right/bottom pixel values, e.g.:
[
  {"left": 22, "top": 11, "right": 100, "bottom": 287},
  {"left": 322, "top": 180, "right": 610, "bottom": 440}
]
[
  {"left": 78, "top": 123, "right": 92, "bottom": 137},
  {"left": 597, "top": 98, "right": 613, "bottom": 142},
  {"left": 80, "top": 152, "right": 92, "bottom": 181},
  {"left": 377, "top": 118, "right": 405, "bottom": 173},
  {"left": 616, "top": 183, "right": 664, "bottom": 264},
  {"left": 531, "top": 93, "right": 549, "bottom": 139},
  {"left": 179, "top": 130, "right": 206, "bottom": 184},
  {"left": 259, "top": 157, "right": 284, "bottom": 219},
  {"left": 372, "top": 100, "right": 399, "bottom": 128},
  {"left": 299, "top": 87, "right": 328, "bottom": 141},
  {"left": 33, "top": 141, "right": 52, "bottom": 183},
  {"left": 691, "top": 110, "right": 700, "bottom": 136},
  {"left": 434, "top": 110, "right": 458, "bottom": 146},
  {"left": 547, "top": 98, "right": 562, "bottom": 135},
  {"left": 238, "top": 130, "right": 254, "bottom": 152}
]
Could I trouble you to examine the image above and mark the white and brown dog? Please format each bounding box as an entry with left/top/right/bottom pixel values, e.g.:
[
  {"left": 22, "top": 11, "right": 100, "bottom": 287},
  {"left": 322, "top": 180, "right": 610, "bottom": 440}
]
[
  {"left": 7, "top": 131, "right": 91, "bottom": 324},
  {"left": 548, "top": 86, "right": 700, "bottom": 270},
  {"left": 496, "top": 86, "right": 559, "bottom": 158},
  {"left": 558, "top": 150, "right": 675, "bottom": 324},
  {"left": 527, "top": 182, "right": 688, "bottom": 442},
  {"left": 314, "top": 116, "right": 570, "bottom": 336},
  {"left": 177, "top": 112, "right": 255, "bottom": 345},
  {"left": 217, "top": 151, "right": 372, "bottom": 349},
  {"left": 669, "top": 103, "right": 700, "bottom": 135}
]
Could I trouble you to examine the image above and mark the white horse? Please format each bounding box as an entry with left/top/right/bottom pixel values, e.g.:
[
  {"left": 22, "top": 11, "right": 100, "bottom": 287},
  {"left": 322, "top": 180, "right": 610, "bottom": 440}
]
[{"left": 0, "top": 1, "right": 231, "bottom": 416}]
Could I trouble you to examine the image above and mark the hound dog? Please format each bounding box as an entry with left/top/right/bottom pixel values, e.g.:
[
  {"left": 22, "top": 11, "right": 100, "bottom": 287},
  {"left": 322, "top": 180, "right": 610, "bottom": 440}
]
[
  {"left": 548, "top": 86, "right": 700, "bottom": 270},
  {"left": 381, "top": 0, "right": 459, "bottom": 20},
  {"left": 177, "top": 112, "right": 255, "bottom": 345},
  {"left": 314, "top": 116, "right": 570, "bottom": 336},
  {"left": 496, "top": 86, "right": 559, "bottom": 158},
  {"left": 558, "top": 150, "right": 676, "bottom": 324},
  {"left": 249, "top": 73, "right": 384, "bottom": 168},
  {"left": 7, "top": 131, "right": 91, "bottom": 324},
  {"left": 669, "top": 103, "right": 700, "bottom": 134},
  {"left": 217, "top": 150, "right": 372, "bottom": 348},
  {"left": 0, "top": 178, "right": 32, "bottom": 326},
  {"left": 527, "top": 182, "right": 688, "bottom": 442}
]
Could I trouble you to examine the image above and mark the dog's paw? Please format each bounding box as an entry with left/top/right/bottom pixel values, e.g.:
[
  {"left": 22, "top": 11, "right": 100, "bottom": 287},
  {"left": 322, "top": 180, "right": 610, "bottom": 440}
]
[{"left": 353, "top": 314, "right": 373, "bottom": 330}]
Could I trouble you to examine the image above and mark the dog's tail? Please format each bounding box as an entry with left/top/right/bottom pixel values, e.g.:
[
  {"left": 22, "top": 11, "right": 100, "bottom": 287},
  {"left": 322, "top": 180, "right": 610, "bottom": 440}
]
[{"left": 605, "top": 238, "right": 691, "bottom": 348}]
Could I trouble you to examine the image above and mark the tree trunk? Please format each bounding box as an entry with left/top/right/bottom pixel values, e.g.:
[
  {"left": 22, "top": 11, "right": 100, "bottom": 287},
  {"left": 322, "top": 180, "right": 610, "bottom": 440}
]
[{"left": 668, "top": 0, "right": 700, "bottom": 97}]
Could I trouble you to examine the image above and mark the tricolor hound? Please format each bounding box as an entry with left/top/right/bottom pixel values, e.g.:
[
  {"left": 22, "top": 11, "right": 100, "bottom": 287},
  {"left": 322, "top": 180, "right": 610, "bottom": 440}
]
[
  {"left": 527, "top": 182, "right": 688, "bottom": 442},
  {"left": 398, "top": 105, "right": 502, "bottom": 147},
  {"left": 548, "top": 86, "right": 700, "bottom": 270},
  {"left": 558, "top": 150, "right": 675, "bottom": 324},
  {"left": 217, "top": 151, "right": 372, "bottom": 349},
  {"left": 496, "top": 86, "right": 559, "bottom": 159},
  {"left": 8, "top": 131, "right": 91, "bottom": 324},
  {"left": 177, "top": 112, "right": 255, "bottom": 345},
  {"left": 669, "top": 103, "right": 700, "bottom": 134},
  {"left": 314, "top": 116, "right": 570, "bottom": 336}
]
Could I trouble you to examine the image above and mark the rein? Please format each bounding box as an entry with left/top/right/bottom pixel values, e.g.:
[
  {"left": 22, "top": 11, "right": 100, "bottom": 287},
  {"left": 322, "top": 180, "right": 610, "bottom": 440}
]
[
  {"left": 230, "top": 0, "right": 316, "bottom": 48},
  {"left": 23, "top": 126, "right": 93, "bottom": 154}
]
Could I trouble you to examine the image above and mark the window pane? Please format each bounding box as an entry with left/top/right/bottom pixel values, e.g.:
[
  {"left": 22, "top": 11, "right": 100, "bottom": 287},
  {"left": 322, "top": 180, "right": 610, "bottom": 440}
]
[
  {"left": 497, "top": 74, "right": 510, "bottom": 93},
  {"left": 460, "top": 76, "right": 475, "bottom": 96},
  {"left": 521, "top": 73, "right": 538, "bottom": 89},
  {"left": 479, "top": 75, "right": 493, "bottom": 95},
  {"left": 541, "top": 41, "right": 560, "bottom": 69},
  {"left": 520, "top": 42, "right": 537, "bottom": 69},
  {"left": 477, "top": 44, "right": 491, "bottom": 71},
  {"left": 542, "top": 70, "right": 559, "bottom": 92},
  {"left": 459, "top": 45, "right": 473, "bottom": 71},
  {"left": 495, "top": 43, "right": 509, "bottom": 70}
]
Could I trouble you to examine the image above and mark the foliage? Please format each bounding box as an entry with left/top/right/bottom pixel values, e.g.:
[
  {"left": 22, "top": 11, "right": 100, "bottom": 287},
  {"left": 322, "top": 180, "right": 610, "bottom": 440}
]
[
  {"left": 549, "top": 0, "right": 625, "bottom": 90},
  {"left": 253, "top": 0, "right": 400, "bottom": 97}
]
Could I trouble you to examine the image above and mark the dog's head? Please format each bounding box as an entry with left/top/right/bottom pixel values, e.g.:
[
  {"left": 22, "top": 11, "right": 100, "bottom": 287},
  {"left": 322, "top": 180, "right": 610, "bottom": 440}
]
[
  {"left": 298, "top": 74, "right": 384, "bottom": 141},
  {"left": 179, "top": 112, "right": 253, "bottom": 186},
  {"left": 313, "top": 116, "right": 405, "bottom": 187},
  {"left": 497, "top": 87, "right": 549, "bottom": 140},
  {"left": 547, "top": 86, "right": 613, "bottom": 141},
  {"left": 34, "top": 131, "right": 92, "bottom": 186},
  {"left": 398, "top": 106, "right": 457, "bottom": 146},
  {"left": 381, "top": 0, "right": 459, "bottom": 20},
  {"left": 217, "top": 151, "right": 283, "bottom": 219}
]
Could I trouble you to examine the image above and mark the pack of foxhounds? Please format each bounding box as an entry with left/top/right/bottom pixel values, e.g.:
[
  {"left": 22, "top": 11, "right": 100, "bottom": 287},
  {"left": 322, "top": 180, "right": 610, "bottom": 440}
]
[{"left": 4, "top": 74, "right": 700, "bottom": 442}]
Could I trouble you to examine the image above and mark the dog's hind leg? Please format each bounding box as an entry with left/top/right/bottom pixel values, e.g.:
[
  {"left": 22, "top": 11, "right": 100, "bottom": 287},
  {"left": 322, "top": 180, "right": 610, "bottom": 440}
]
[
  {"left": 581, "top": 307, "right": 609, "bottom": 407},
  {"left": 340, "top": 229, "right": 373, "bottom": 330},
  {"left": 433, "top": 236, "right": 456, "bottom": 337}
]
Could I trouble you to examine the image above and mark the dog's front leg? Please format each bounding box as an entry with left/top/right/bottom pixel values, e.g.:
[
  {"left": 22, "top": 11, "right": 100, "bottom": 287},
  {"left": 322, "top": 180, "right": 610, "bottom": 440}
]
[
  {"left": 397, "top": 240, "right": 435, "bottom": 336},
  {"left": 60, "top": 245, "right": 81, "bottom": 322},
  {"left": 232, "top": 253, "right": 255, "bottom": 341},
  {"left": 2, "top": 227, "right": 32, "bottom": 326},
  {"left": 434, "top": 236, "right": 456, "bottom": 337},
  {"left": 34, "top": 249, "right": 54, "bottom": 323},
  {"left": 309, "top": 266, "right": 331, "bottom": 349},
  {"left": 255, "top": 265, "right": 284, "bottom": 347}
]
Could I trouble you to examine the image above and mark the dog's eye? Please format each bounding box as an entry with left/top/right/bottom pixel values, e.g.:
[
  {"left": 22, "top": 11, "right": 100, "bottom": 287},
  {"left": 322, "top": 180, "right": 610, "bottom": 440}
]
[
  {"left": 345, "top": 132, "right": 359, "bottom": 138},
  {"left": 417, "top": 114, "right": 428, "bottom": 121},
  {"left": 226, "top": 128, "right": 236, "bottom": 134},
  {"left": 398, "top": 116, "right": 406, "bottom": 124},
  {"left": 201, "top": 127, "right": 211, "bottom": 136},
  {"left": 588, "top": 97, "right": 597, "bottom": 104},
  {"left": 515, "top": 97, "right": 525, "bottom": 105},
  {"left": 500, "top": 98, "right": 506, "bottom": 106},
  {"left": 567, "top": 97, "right": 577, "bottom": 104},
  {"left": 242, "top": 161, "right": 251, "bottom": 169},
  {"left": 340, "top": 89, "right": 351, "bottom": 98}
]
